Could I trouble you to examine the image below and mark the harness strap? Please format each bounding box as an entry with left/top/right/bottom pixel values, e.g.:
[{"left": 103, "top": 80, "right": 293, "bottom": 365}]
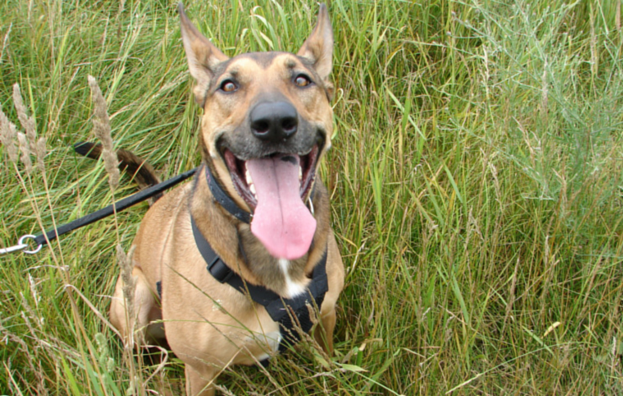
[
  {"left": 190, "top": 216, "right": 328, "bottom": 350},
  {"left": 204, "top": 165, "right": 251, "bottom": 224}
]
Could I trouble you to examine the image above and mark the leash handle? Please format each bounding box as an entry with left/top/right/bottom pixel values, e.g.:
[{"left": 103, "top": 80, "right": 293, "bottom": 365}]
[{"left": 1, "top": 167, "right": 198, "bottom": 255}]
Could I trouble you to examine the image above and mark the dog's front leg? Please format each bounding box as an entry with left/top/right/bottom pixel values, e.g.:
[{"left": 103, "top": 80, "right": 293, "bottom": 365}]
[
  {"left": 315, "top": 308, "right": 337, "bottom": 355},
  {"left": 110, "top": 266, "right": 160, "bottom": 346},
  {"left": 185, "top": 365, "right": 217, "bottom": 396}
]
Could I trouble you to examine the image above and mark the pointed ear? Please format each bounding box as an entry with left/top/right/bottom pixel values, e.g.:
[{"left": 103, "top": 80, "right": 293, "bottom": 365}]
[
  {"left": 297, "top": 3, "right": 333, "bottom": 81},
  {"left": 178, "top": 3, "right": 229, "bottom": 105}
]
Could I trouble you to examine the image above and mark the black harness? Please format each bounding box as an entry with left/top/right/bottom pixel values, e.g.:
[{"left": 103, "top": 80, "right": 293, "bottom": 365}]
[{"left": 161, "top": 166, "right": 329, "bottom": 351}]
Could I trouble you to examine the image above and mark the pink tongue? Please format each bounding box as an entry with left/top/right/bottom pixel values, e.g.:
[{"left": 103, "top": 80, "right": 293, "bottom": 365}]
[{"left": 246, "top": 154, "right": 316, "bottom": 260}]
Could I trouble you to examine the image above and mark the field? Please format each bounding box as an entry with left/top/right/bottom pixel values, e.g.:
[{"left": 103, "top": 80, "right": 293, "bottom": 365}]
[{"left": 2, "top": 0, "right": 623, "bottom": 394}]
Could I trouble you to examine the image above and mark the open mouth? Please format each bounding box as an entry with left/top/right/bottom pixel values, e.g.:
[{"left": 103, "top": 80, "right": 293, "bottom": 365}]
[{"left": 223, "top": 145, "right": 320, "bottom": 211}]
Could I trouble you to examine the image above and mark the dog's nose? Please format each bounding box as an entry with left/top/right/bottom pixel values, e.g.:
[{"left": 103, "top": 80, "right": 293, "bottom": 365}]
[{"left": 250, "top": 102, "right": 298, "bottom": 142}]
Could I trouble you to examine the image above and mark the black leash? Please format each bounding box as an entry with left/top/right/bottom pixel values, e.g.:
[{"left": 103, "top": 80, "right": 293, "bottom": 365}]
[{"left": 0, "top": 168, "right": 198, "bottom": 255}]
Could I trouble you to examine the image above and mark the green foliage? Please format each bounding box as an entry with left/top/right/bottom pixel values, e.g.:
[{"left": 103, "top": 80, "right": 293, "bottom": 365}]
[{"left": 2, "top": 0, "right": 623, "bottom": 394}]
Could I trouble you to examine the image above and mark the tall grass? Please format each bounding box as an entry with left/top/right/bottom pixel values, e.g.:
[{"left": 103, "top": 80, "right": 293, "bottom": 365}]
[{"left": 2, "top": 0, "right": 623, "bottom": 394}]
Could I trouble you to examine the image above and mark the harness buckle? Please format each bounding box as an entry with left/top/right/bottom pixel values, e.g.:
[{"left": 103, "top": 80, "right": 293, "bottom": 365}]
[{"left": 207, "top": 257, "right": 234, "bottom": 283}]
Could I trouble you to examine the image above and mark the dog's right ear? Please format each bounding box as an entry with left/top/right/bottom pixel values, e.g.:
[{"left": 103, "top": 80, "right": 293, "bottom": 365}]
[
  {"left": 297, "top": 3, "right": 333, "bottom": 81},
  {"left": 178, "top": 3, "right": 229, "bottom": 105}
]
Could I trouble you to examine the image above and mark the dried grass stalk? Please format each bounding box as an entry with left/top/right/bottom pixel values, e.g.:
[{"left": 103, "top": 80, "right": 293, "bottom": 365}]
[
  {"left": 12, "top": 83, "right": 37, "bottom": 149},
  {"left": 0, "top": 105, "right": 18, "bottom": 163},
  {"left": 116, "top": 244, "right": 138, "bottom": 345},
  {"left": 103, "top": 149, "right": 119, "bottom": 187},
  {"left": 88, "top": 75, "right": 120, "bottom": 189},
  {"left": 541, "top": 59, "right": 548, "bottom": 114},
  {"left": 35, "top": 137, "right": 46, "bottom": 171},
  {"left": 17, "top": 131, "right": 33, "bottom": 174},
  {"left": 87, "top": 76, "right": 113, "bottom": 149},
  {"left": 116, "top": 244, "right": 136, "bottom": 313}
]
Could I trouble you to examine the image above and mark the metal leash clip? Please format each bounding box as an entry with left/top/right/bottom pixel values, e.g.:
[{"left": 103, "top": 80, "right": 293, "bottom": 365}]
[{"left": 0, "top": 235, "right": 42, "bottom": 255}]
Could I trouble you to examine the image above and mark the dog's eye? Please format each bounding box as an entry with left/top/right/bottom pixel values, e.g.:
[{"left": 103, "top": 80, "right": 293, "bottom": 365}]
[
  {"left": 294, "top": 75, "right": 312, "bottom": 87},
  {"left": 219, "top": 80, "right": 238, "bottom": 93}
]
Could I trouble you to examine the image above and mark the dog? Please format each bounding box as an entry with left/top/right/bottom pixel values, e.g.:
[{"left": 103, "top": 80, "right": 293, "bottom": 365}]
[{"left": 103, "top": 3, "right": 343, "bottom": 395}]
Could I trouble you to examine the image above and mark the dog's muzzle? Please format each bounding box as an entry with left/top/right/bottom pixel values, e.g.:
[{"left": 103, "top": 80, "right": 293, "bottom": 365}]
[
  {"left": 249, "top": 101, "right": 298, "bottom": 143},
  {"left": 215, "top": 101, "right": 325, "bottom": 260}
]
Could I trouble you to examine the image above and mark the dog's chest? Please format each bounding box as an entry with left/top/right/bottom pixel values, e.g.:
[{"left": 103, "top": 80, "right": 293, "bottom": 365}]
[{"left": 278, "top": 259, "right": 309, "bottom": 298}]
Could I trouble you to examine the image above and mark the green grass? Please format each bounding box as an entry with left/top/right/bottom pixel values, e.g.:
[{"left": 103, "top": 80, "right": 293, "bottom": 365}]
[{"left": 2, "top": 0, "right": 623, "bottom": 394}]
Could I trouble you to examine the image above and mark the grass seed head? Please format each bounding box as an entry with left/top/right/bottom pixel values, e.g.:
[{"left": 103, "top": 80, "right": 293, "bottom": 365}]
[
  {"left": 116, "top": 244, "right": 136, "bottom": 324},
  {"left": 541, "top": 60, "right": 548, "bottom": 114},
  {"left": 87, "top": 75, "right": 113, "bottom": 150},
  {"left": 88, "top": 75, "right": 120, "bottom": 189},
  {"left": 12, "top": 83, "right": 37, "bottom": 148},
  {"left": 103, "top": 148, "right": 119, "bottom": 188},
  {"left": 35, "top": 136, "right": 46, "bottom": 171},
  {"left": 16, "top": 131, "right": 33, "bottom": 174},
  {"left": 0, "top": 105, "right": 18, "bottom": 163}
]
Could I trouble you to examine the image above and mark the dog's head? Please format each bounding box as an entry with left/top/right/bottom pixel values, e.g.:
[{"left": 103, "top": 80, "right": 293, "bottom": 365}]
[{"left": 179, "top": 3, "right": 334, "bottom": 260}]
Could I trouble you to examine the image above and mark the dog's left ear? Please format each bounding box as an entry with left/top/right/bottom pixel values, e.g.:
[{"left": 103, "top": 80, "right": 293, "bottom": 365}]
[
  {"left": 178, "top": 3, "right": 229, "bottom": 105},
  {"left": 297, "top": 3, "right": 333, "bottom": 81}
]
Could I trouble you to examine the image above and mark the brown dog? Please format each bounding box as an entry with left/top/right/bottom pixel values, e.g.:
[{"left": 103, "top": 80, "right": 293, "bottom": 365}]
[{"left": 108, "top": 3, "right": 344, "bottom": 395}]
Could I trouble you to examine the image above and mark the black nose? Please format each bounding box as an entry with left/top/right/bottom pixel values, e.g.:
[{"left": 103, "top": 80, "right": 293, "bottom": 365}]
[{"left": 249, "top": 101, "right": 298, "bottom": 142}]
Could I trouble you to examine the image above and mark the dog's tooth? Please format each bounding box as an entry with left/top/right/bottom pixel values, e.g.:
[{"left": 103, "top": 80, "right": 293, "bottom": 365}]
[
  {"left": 298, "top": 165, "right": 302, "bottom": 181},
  {"left": 246, "top": 169, "right": 253, "bottom": 185},
  {"left": 249, "top": 183, "right": 256, "bottom": 195}
]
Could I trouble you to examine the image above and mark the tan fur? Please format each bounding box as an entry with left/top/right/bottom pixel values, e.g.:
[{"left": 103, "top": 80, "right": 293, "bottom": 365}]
[{"left": 109, "top": 4, "right": 344, "bottom": 395}]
